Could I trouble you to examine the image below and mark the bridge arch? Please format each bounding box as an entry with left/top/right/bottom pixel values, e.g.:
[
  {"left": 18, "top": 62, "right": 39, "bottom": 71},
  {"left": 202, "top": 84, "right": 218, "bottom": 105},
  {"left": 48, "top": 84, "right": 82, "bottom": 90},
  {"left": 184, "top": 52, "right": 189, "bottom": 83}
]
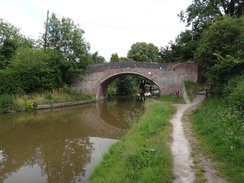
[
  {"left": 96, "top": 71, "right": 161, "bottom": 100},
  {"left": 73, "top": 61, "right": 199, "bottom": 100}
]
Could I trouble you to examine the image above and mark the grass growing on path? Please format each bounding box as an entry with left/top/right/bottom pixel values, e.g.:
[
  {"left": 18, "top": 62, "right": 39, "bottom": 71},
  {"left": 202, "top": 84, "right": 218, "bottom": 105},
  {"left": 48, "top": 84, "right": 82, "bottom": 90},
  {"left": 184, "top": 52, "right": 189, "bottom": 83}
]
[
  {"left": 190, "top": 97, "right": 244, "bottom": 183},
  {"left": 89, "top": 101, "right": 176, "bottom": 183}
]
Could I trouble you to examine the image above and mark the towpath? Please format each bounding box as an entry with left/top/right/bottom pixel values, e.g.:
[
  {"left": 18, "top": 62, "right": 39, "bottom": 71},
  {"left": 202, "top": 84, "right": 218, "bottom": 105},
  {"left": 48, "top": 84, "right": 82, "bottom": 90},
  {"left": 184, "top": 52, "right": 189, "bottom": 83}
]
[{"left": 170, "top": 94, "right": 227, "bottom": 183}]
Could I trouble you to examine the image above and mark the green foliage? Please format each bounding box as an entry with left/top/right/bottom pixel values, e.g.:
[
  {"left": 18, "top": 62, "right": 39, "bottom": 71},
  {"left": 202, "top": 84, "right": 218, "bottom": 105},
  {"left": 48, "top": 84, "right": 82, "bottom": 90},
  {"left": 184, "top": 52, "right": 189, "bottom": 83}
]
[
  {"left": 0, "top": 94, "right": 19, "bottom": 113},
  {"left": 90, "top": 102, "right": 176, "bottom": 183},
  {"left": 190, "top": 97, "right": 244, "bottom": 182},
  {"left": 0, "top": 69, "right": 23, "bottom": 95},
  {"left": 159, "top": 30, "right": 199, "bottom": 62},
  {"left": 0, "top": 19, "right": 35, "bottom": 69},
  {"left": 127, "top": 42, "right": 159, "bottom": 62},
  {"left": 226, "top": 76, "right": 244, "bottom": 113},
  {"left": 110, "top": 53, "right": 120, "bottom": 62},
  {"left": 90, "top": 51, "right": 105, "bottom": 64},
  {"left": 0, "top": 16, "right": 97, "bottom": 97},
  {"left": 195, "top": 16, "right": 244, "bottom": 68},
  {"left": 178, "top": 0, "right": 243, "bottom": 33},
  {"left": 0, "top": 18, "right": 22, "bottom": 46},
  {"left": 43, "top": 13, "right": 90, "bottom": 67},
  {"left": 207, "top": 55, "right": 244, "bottom": 95},
  {"left": 116, "top": 75, "right": 137, "bottom": 96},
  {"left": 107, "top": 81, "right": 117, "bottom": 97},
  {"left": 61, "top": 87, "right": 94, "bottom": 101},
  {"left": 44, "top": 93, "right": 53, "bottom": 100},
  {"left": 25, "top": 101, "right": 36, "bottom": 111},
  {"left": 9, "top": 48, "right": 63, "bottom": 93},
  {"left": 0, "top": 38, "right": 18, "bottom": 68},
  {"left": 184, "top": 80, "right": 202, "bottom": 101}
]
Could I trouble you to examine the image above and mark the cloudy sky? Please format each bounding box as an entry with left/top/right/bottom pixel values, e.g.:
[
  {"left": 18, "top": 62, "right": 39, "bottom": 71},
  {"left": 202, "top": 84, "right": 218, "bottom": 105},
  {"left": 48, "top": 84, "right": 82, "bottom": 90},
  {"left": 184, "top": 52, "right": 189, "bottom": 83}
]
[{"left": 1, "top": 0, "right": 192, "bottom": 61}]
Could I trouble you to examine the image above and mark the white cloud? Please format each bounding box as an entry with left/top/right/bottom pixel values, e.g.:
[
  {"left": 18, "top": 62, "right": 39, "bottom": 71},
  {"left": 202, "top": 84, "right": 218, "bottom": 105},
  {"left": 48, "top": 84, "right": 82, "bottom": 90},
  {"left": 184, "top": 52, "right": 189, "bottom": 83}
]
[{"left": 0, "top": 0, "right": 192, "bottom": 61}]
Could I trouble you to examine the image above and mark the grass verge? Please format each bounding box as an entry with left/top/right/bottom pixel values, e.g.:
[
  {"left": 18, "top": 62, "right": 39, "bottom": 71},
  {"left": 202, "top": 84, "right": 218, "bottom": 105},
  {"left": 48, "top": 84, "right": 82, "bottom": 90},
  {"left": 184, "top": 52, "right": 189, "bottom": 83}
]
[
  {"left": 0, "top": 88, "right": 95, "bottom": 113},
  {"left": 157, "top": 94, "right": 185, "bottom": 104},
  {"left": 89, "top": 101, "right": 176, "bottom": 183},
  {"left": 189, "top": 97, "right": 244, "bottom": 183}
]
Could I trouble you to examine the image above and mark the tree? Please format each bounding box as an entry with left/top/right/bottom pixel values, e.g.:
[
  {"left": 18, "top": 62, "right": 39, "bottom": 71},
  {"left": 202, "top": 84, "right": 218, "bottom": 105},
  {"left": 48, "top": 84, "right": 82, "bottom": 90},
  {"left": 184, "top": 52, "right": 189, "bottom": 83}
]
[
  {"left": 43, "top": 13, "right": 90, "bottom": 68},
  {"left": 178, "top": 0, "right": 244, "bottom": 33},
  {"left": 91, "top": 51, "right": 105, "bottom": 64},
  {"left": 127, "top": 42, "right": 159, "bottom": 62},
  {"left": 116, "top": 75, "right": 136, "bottom": 96},
  {"left": 194, "top": 16, "right": 244, "bottom": 68},
  {"left": 110, "top": 53, "right": 120, "bottom": 62},
  {"left": 159, "top": 30, "right": 199, "bottom": 62},
  {"left": 0, "top": 38, "right": 18, "bottom": 68},
  {"left": 119, "top": 57, "right": 130, "bottom": 61},
  {"left": 0, "top": 19, "right": 35, "bottom": 69},
  {"left": 0, "top": 19, "right": 20, "bottom": 46},
  {"left": 207, "top": 55, "right": 244, "bottom": 95}
]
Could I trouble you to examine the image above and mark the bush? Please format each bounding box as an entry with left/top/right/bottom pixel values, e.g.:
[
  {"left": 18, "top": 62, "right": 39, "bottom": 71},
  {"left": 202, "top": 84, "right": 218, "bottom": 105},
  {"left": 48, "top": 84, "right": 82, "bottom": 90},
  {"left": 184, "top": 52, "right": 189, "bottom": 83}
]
[
  {"left": 207, "top": 56, "right": 244, "bottom": 95},
  {"left": 228, "top": 77, "right": 244, "bottom": 113},
  {"left": 0, "top": 69, "right": 23, "bottom": 95},
  {"left": 0, "top": 94, "right": 19, "bottom": 113},
  {"left": 25, "top": 101, "right": 37, "bottom": 111}
]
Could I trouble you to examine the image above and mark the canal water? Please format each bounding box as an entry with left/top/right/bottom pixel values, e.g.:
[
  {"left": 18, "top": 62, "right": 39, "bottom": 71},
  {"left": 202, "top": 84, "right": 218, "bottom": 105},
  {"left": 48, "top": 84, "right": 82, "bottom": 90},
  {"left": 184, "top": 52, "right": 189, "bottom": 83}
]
[{"left": 0, "top": 98, "right": 145, "bottom": 183}]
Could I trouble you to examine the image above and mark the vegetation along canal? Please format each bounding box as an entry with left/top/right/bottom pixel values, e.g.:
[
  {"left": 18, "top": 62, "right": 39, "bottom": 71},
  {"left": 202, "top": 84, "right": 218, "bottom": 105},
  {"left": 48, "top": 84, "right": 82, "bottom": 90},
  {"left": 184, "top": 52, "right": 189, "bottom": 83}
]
[{"left": 0, "top": 97, "right": 145, "bottom": 183}]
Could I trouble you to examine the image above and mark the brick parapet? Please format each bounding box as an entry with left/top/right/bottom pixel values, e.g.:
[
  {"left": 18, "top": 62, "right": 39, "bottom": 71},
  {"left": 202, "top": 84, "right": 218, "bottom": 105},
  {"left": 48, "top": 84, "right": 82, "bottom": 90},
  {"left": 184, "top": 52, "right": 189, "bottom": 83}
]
[{"left": 73, "top": 61, "right": 198, "bottom": 100}]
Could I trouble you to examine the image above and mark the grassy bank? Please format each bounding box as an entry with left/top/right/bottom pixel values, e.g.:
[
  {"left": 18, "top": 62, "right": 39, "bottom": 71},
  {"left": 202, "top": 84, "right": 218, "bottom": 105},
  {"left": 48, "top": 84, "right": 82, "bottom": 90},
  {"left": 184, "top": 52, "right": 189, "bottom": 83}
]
[
  {"left": 190, "top": 97, "right": 244, "bottom": 183},
  {"left": 0, "top": 88, "right": 95, "bottom": 113},
  {"left": 157, "top": 94, "right": 185, "bottom": 104},
  {"left": 89, "top": 100, "right": 176, "bottom": 183}
]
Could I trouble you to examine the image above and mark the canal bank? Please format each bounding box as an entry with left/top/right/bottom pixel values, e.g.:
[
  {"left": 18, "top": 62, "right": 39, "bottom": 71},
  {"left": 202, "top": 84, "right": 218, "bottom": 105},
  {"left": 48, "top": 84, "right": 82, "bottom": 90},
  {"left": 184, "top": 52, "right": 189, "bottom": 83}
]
[
  {"left": 0, "top": 88, "right": 97, "bottom": 113},
  {"left": 89, "top": 100, "right": 176, "bottom": 183},
  {"left": 89, "top": 94, "right": 223, "bottom": 183}
]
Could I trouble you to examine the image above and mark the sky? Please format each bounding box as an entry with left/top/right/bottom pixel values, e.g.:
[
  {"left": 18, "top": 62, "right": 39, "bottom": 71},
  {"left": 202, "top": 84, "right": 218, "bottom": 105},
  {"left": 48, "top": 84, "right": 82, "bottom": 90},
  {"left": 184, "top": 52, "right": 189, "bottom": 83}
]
[{"left": 0, "top": 0, "right": 192, "bottom": 61}]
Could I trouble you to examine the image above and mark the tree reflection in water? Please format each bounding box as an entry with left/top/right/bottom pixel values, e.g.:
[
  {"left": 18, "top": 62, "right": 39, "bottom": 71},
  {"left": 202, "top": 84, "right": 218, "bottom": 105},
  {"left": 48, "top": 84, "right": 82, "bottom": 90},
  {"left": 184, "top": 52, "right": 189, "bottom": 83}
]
[{"left": 0, "top": 98, "right": 144, "bottom": 183}]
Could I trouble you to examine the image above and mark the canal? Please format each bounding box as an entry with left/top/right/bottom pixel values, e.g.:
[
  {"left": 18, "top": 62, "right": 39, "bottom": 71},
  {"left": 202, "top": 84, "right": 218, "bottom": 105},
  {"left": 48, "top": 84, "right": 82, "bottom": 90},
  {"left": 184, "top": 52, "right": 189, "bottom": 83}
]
[{"left": 0, "top": 97, "right": 145, "bottom": 183}]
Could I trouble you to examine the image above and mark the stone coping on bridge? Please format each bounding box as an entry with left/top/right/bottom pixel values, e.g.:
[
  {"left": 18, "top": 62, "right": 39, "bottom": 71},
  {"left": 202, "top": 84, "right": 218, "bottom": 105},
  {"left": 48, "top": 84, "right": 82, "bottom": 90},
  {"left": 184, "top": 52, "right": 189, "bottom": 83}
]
[{"left": 86, "top": 61, "right": 197, "bottom": 73}]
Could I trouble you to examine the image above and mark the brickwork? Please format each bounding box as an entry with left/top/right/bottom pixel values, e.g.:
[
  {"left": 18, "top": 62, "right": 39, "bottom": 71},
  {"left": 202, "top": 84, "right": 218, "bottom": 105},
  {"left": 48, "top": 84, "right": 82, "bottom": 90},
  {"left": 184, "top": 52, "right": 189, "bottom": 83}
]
[{"left": 73, "top": 61, "right": 199, "bottom": 100}]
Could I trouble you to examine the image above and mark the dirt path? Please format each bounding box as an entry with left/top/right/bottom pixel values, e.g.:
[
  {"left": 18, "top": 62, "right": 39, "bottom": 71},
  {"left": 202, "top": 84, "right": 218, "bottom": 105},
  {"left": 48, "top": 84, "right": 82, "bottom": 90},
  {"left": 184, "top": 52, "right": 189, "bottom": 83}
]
[
  {"left": 170, "top": 95, "right": 205, "bottom": 183},
  {"left": 170, "top": 94, "right": 228, "bottom": 183}
]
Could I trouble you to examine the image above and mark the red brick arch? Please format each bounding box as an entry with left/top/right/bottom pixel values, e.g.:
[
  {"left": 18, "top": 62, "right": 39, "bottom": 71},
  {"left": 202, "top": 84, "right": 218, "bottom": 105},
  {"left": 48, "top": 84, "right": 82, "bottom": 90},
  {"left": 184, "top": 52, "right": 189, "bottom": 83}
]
[{"left": 73, "top": 61, "right": 199, "bottom": 100}]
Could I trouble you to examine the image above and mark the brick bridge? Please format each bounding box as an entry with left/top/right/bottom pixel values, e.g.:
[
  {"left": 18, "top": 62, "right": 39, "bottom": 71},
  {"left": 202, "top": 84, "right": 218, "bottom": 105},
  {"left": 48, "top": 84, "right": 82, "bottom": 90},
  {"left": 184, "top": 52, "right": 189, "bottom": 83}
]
[{"left": 73, "top": 61, "right": 199, "bottom": 100}]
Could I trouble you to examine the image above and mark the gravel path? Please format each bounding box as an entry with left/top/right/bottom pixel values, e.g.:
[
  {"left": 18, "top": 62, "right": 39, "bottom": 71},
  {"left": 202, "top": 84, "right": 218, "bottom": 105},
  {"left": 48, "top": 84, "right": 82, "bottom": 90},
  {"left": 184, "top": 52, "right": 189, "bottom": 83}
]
[{"left": 170, "top": 95, "right": 205, "bottom": 183}]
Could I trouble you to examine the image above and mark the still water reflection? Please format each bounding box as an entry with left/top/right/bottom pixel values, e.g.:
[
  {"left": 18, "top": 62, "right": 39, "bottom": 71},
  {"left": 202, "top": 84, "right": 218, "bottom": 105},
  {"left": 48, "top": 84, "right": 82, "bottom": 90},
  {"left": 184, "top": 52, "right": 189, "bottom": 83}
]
[{"left": 0, "top": 98, "right": 144, "bottom": 183}]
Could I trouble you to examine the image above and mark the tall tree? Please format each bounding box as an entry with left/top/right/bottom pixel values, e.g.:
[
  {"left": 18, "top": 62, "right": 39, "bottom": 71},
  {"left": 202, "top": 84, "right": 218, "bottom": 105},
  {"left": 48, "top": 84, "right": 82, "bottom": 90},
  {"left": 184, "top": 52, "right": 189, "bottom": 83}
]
[
  {"left": 159, "top": 30, "right": 199, "bottom": 62},
  {"left": 43, "top": 13, "right": 90, "bottom": 68},
  {"left": 127, "top": 42, "right": 159, "bottom": 62},
  {"left": 0, "top": 19, "right": 20, "bottom": 46},
  {"left": 178, "top": 0, "right": 244, "bottom": 33},
  {"left": 194, "top": 16, "right": 244, "bottom": 68},
  {"left": 0, "top": 19, "right": 34, "bottom": 69}
]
